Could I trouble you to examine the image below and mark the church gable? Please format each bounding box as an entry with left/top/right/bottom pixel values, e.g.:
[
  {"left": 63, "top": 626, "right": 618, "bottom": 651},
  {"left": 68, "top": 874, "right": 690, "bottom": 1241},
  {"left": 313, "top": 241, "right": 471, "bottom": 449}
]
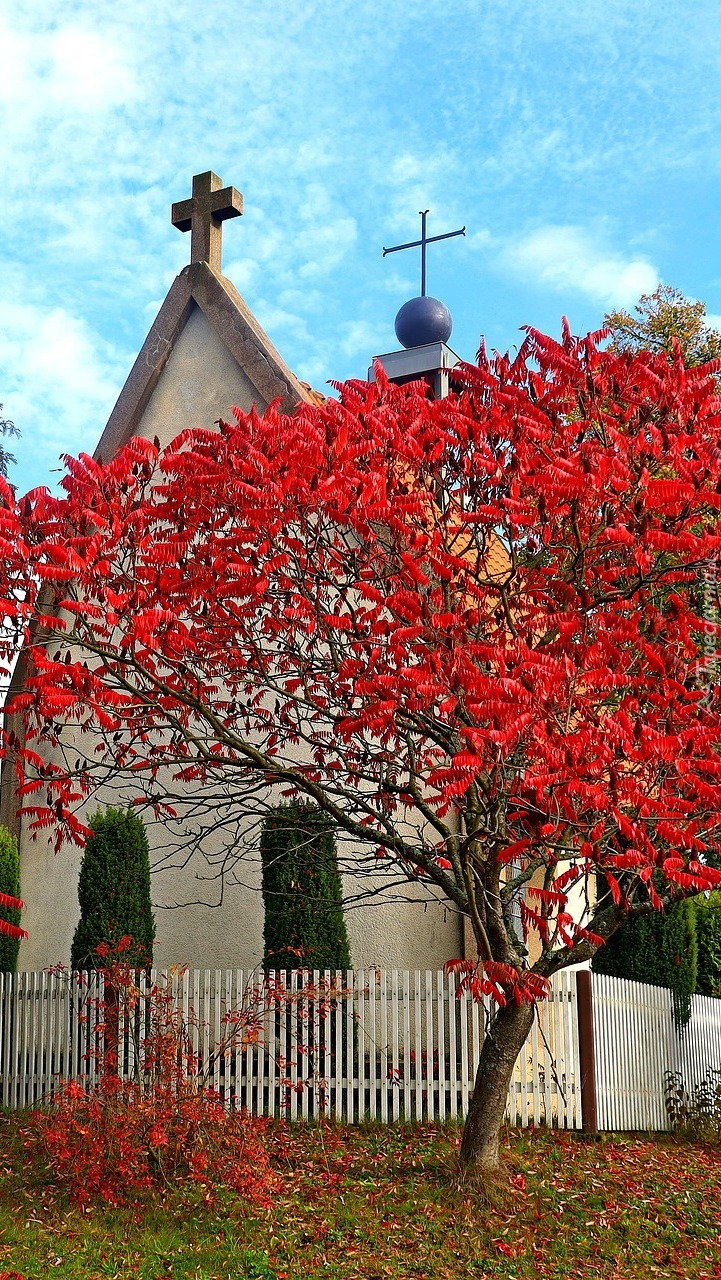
[
  {"left": 115, "top": 300, "right": 268, "bottom": 452},
  {"left": 95, "top": 173, "right": 311, "bottom": 465}
]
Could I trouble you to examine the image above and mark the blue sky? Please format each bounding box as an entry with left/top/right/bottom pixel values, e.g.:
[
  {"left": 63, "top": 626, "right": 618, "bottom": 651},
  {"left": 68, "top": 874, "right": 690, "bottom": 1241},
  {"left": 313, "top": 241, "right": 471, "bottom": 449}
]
[{"left": 2, "top": 0, "right": 721, "bottom": 496}]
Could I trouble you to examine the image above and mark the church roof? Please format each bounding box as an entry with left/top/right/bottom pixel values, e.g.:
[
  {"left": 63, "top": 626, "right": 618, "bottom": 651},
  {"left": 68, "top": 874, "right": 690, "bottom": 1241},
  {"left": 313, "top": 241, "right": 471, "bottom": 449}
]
[{"left": 298, "top": 381, "right": 327, "bottom": 406}]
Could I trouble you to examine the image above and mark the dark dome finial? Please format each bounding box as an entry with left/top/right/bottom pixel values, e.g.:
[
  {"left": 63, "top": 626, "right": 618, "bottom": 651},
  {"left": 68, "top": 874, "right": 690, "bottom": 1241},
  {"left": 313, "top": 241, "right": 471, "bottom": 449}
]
[{"left": 395, "top": 296, "right": 453, "bottom": 348}]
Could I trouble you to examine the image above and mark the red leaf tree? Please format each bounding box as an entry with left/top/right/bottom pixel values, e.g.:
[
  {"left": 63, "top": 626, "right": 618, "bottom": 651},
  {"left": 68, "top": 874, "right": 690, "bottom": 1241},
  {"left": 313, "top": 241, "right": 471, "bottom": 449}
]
[{"left": 3, "top": 323, "right": 721, "bottom": 1168}]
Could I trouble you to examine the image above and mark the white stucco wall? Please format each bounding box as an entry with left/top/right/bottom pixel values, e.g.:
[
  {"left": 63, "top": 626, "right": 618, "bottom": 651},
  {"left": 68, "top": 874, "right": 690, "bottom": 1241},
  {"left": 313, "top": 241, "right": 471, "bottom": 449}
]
[
  {"left": 18, "top": 763, "right": 461, "bottom": 974},
  {"left": 137, "top": 305, "right": 262, "bottom": 447},
  {"left": 16, "top": 304, "right": 462, "bottom": 974},
  {"left": 18, "top": 824, "right": 82, "bottom": 973}
]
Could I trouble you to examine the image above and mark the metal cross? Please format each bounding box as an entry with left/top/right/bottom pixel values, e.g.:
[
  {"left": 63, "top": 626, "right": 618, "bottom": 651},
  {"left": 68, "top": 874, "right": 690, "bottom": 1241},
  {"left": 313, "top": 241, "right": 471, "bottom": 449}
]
[
  {"left": 383, "top": 210, "right": 465, "bottom": 297},
  {"left": 171, "top": 171, "right": 244, "bottom": 274}
]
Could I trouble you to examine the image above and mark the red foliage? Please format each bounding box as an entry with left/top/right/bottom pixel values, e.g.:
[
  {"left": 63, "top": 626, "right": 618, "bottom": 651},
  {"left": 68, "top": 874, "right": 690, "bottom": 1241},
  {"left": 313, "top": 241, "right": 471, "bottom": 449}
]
[
  {"left": 29, "top": 1076, "right": 277, "bottom": 1208},
  {"left": 3, "top": 324, "right": 721, "bottom": 999},
  {"left": 0, "top": 891, "right": 26, "bottom": 941},
  {"left": 26, "top": 954, "right": 278, "bottom": 1208}
]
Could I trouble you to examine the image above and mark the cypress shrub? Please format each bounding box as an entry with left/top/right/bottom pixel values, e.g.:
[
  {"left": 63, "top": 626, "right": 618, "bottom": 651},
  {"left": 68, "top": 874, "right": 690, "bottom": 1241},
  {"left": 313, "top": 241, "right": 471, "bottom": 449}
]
[
  {"left": 0, "top": 825, "right": 21, "bottom": 973},
  {"left": 261, "top": 801, "right": 351, "bottom": 972},
  {"left": 71, "top": 807, "right": 155, "bottom": 971}
]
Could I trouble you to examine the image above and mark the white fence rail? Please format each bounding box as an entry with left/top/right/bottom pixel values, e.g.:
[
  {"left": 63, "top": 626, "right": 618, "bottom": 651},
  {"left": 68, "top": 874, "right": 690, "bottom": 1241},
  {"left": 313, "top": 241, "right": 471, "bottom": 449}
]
[
  {"left": 4, "top": 966, "right": 720, "bottom": 1132},
  {"left": 0, "top": 967, "right": 582, "bottom": 1129},
  {"left": 592, "top": 974, "right": 721, "bottom": 1131}
]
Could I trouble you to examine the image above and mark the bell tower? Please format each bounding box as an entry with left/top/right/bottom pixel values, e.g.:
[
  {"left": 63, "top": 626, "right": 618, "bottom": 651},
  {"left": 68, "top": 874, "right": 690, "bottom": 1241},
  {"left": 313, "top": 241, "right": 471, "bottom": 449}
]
[{"left": 369, "top": 209, "right": 465, "bottom": 397}]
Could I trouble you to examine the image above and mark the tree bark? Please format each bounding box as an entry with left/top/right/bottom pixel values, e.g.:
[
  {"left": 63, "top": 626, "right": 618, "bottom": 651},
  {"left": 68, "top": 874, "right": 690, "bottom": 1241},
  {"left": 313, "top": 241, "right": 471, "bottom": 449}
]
[{"left": 459, "top": 999, "right": 535, "bottom": 1171}]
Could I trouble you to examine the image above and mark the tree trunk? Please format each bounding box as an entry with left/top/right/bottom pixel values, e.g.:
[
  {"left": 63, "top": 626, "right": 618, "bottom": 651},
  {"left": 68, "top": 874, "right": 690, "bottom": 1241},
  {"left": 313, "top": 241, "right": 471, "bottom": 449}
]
[{"left": 459, "top": 999, "right": 535, "bottom": 1171}]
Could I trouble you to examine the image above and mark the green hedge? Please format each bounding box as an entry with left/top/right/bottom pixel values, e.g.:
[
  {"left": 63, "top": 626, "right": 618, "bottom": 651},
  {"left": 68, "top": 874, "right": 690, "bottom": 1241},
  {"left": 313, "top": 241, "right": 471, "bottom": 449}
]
[
  {"left": 261, "top": 801, "right": 351, "bottom": 972},
  {"left": 71, "top": 807, "right": 155, "bottom": 970},
  {"left": 695, "top": 891, "right": 721, "bottom": 997},
  {"left": 593, "top": 897, "right": 706, "bottom": 1028},
  {"left": 0, "top": 825, "right": 21, "bottom": 973}
]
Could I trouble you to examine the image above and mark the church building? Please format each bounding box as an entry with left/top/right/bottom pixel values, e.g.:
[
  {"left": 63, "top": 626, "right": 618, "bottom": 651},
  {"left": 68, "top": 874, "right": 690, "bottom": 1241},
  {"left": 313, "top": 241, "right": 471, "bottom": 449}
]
[{"left": 4, "top": 173, "right": 471, "bottom": 975}]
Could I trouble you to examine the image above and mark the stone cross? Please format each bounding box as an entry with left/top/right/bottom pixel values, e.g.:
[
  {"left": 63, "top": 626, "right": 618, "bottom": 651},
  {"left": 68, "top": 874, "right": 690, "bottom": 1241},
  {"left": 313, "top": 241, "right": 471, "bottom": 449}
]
[
  {"left": 383, "top": 210, "right": 465, "bottom": 298},
  {"left": 171, "top": 171, "right": 243, "bottom": 274}
]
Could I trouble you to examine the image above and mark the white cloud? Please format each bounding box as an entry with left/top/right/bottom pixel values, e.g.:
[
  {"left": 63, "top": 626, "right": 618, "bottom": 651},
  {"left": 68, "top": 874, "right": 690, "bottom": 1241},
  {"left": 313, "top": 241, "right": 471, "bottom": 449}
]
[
  {"left": 223, "top": 258, "right": 261, "bottom": 296},
  {"left": 293, "top": 354, "right": 334, "bottom": 393},
  {"left": 250, "top": 301, "right": 311, "bottom": 347},
  {"left": 384, "top": 151, "right": 464, "bottom": 240},
  {"left": 298, "top": 215, "right": 357, "bottom": 280},
  {"left": 505, "top": 226, "right": 659, "bottom": 309},
  {"left": 277, "top": 287, "right": 324, "bottom": 314},
  {"left": 466, "top": 230, "right": 492, "bottom": 252},
  {"left": 47, "top": 27, "right": 138, "bottom": 109},
  {"left": 338, "top": 319, "right": 388, "bottom": 359},
  {"left": 0, "top": 21, "right": 138, "bottom": 111},
  {"left": 0, "top": 300, "right": 128, "bottom": 488}
]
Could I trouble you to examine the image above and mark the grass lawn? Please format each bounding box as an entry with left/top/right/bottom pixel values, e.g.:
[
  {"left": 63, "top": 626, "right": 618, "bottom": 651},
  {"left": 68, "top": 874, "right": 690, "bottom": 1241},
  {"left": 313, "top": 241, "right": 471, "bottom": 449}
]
[{"left": 0, "top": 1116, "right": 719, "bottom": 1279}]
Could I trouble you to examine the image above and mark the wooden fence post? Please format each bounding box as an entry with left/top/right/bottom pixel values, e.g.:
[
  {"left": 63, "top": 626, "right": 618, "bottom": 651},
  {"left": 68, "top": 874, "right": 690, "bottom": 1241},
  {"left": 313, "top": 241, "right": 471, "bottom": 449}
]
[{"left": 575, "top": 969, "right": 598, "bottom": 1134}]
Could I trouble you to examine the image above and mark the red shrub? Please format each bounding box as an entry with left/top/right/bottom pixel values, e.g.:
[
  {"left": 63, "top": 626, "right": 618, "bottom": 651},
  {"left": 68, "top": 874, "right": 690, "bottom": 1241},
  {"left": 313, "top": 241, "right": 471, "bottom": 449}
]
[
  {"left": 25, "top": 949, "right": 279, "bottom": 1208},
  {"left": 28, "top": 1077, "right": 278, "bottom": 1207}
]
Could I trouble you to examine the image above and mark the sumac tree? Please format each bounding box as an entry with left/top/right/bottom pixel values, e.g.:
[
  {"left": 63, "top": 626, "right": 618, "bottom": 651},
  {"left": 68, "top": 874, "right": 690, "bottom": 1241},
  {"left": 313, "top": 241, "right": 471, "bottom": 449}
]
[
  {"left": 0, "top": 405, "right": 19, "bottom": 481},
  {"left": 2, "top": 324, "right": 721, "bottom": 1168}
]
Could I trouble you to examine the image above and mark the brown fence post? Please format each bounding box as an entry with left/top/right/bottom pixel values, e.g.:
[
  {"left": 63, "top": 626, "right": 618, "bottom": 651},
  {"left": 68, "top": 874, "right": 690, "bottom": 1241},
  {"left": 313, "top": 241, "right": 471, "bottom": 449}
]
[{"left": 575, "top": 969, "right": 598, "bottom": 1134}]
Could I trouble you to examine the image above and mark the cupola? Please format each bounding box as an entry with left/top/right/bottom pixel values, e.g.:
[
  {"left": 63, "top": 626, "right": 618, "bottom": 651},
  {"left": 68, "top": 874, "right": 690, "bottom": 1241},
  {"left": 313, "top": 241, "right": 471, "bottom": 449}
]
[{"left": 369, "top": 209, "right": 465, "bottom": 398}]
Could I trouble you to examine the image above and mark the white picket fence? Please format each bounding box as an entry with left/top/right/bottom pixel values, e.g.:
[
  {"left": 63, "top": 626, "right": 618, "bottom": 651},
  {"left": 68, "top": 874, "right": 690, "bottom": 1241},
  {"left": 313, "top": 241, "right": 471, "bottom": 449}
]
[
  {"left": 0, "top": 967, "right": 582, "bottom": 1128},
  {"left": 3, "top": 966, "right": 720, "bottom": 1131},
  {"left": 592, "top": 974, "right": 721, "bottom": 1131}
]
